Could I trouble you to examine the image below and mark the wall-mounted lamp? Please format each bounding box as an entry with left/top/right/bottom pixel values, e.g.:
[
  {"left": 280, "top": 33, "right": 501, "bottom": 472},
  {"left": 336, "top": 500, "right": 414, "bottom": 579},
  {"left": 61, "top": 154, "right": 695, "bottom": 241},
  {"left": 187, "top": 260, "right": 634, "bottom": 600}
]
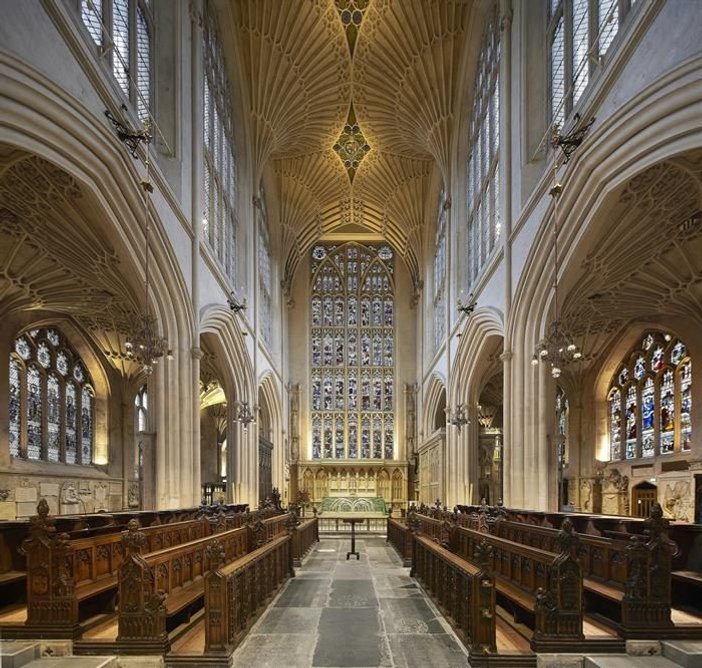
[
  {"left": 235, "top": 400, "right": 256, "bottom": 431},
  {"left": 228, "top": 293, "right": 247, "bottom": 313},
  {"left": 457, "top": 293, "right": 477, "bottom": 318},
  {"left": 446, "top": 404, "right": 470, "bottom": 432}
]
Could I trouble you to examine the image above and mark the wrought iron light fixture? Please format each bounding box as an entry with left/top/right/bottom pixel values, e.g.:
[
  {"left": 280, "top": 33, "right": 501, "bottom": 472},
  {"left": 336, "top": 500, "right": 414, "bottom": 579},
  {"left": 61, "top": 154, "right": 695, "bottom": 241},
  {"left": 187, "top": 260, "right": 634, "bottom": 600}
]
[
  {"left": 551, "top": 113, "right": 595, "bottom": 163},
  {"left": 227, "top": 293, "right": 247, "bottom": 313},
  {"left": 108, "top": 113, "right": 173, "bottom": 375},
  {"left": 531, "top": 175, "right": 582, "bottom": 379},
  {"left": 235, "top": 401, "right": 256, "bottom": 431},
  {"left": 457, "top": 293, "right": 477, "bottom": 318},
  {"left": 446, "top": 404, "right": 470, "bottom": 432}
]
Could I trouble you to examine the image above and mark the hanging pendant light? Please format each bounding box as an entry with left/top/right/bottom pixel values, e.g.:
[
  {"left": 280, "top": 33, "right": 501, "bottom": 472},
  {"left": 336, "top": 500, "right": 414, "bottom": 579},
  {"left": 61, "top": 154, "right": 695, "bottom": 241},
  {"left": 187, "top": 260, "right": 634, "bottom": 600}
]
[
  {"left": 532, "top": 170, "right": 582, "bottom": 378},
  {"left": 108, "top": 115, "right": 172, "bottom": 375}
]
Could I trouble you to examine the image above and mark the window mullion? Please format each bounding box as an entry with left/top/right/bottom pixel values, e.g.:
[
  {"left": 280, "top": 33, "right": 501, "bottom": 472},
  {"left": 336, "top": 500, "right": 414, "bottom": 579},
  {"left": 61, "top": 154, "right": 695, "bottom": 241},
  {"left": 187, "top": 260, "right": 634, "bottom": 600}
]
[{"left": 564, "top": 0, "right": 574, "bottom": 116}]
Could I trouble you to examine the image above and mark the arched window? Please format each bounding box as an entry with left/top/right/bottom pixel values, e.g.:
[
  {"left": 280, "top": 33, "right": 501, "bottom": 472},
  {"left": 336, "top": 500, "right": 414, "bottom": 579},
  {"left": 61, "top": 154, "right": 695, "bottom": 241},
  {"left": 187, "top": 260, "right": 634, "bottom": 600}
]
[
  {"left": 202, "top": 0, "right": 238, "bottom": 282},
  {"left": 310, "top": 243, "right": 395, "bottom": 460},
  {"left": 80, "top": 0, "right": 153, "bottom": 121},
  {"left": 433, "top": 189, "right": 448, "bottom": 352},
  {"left": 608, "top": 332, "right": 692, "bottom": 461},
  {"left": 135, "top": 384, "right": 148, "bottom": 433},
  {"left": 466, "top": 8, "right": 500, "bottom": 286},
  {"left": 257, "top": 190, "right": 273, "bottom": 350},
  {"left": 548, "top": 0, "right": 639, "bottom": 127},
  {"left": 556, "top": 387, "right": 569, "bottom": 467},
  {"left": 9, "top": 328, "right": 95, "bottom": 465}
]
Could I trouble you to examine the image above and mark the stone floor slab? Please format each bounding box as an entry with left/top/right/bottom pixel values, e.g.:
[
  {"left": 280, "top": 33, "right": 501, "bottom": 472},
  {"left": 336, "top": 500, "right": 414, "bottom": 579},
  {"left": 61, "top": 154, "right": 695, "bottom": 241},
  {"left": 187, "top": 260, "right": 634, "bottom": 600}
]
[
  {"left": 379, "top": 597, "right": 445, "bottom": 634},
  {"left": 386, "top": 633, "right": 468, "bottom": 668},
  {"left": 313, "top": 608, "right": 383, "bottom": 667},
  {"left": 275, "top": 578, "right": 331, "bottom": 608},
  {"left": 255, "top": 607, "right": 323, "bottom": 634},
  {"left": 231, "top": 633, "right": 317, "bottom": 668}
]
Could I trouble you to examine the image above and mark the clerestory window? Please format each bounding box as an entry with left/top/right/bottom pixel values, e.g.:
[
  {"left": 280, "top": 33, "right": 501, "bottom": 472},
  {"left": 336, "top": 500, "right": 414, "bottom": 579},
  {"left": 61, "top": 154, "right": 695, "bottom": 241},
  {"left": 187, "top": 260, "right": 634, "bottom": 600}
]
[
  {"left": 466, "top": 8, "right": 500, "bottom": 286},
  {"left": 80, "top": 0, "right": 153, "bottom": 121},
  {"left": 548, "top": 0, "right": 639, "bottom": 128}
]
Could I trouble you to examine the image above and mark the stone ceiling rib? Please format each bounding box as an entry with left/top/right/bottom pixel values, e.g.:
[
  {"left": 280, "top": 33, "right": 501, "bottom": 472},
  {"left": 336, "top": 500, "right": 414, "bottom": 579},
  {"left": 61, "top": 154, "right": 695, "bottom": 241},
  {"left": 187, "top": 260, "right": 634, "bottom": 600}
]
[
  {"left": 228, "top": 0, "right": 351, "bottom": 170},
  {"left": 353, "top": 0, "right": 471, "bottom": 169},
  {"left": 224, "top": 0, "right": 476, "bottom": 289}
]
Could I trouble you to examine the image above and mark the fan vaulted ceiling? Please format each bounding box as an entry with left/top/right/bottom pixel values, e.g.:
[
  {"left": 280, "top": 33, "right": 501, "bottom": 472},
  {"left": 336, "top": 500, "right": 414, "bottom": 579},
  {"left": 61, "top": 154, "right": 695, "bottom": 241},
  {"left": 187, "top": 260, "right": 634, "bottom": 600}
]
[{"left": 221, "top": 0, "right": 475, "bottom": 292}]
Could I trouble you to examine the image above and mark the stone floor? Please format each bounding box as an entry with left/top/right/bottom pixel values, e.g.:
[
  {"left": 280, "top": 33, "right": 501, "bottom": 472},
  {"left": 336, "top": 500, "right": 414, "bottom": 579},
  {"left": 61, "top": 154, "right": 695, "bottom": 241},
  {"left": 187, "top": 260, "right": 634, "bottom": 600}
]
[{"left": 230, "top": 536, "right": 469, "bottom": 668}]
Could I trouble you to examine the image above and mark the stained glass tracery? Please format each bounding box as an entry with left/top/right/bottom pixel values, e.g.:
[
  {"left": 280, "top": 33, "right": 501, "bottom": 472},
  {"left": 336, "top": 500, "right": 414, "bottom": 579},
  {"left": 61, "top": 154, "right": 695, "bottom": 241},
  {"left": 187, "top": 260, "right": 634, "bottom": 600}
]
[
  {"left": 466, "top": 8, "right": 500, "bottom": 286},
  {"left": 9, "top": 328, "right": 95, "bottom": 465},
  {"left": 608, "top": 332, "right": 692, "bottom": 461},
  {"left": 310, "top": 244, "right": 394, "bottom": 460}
]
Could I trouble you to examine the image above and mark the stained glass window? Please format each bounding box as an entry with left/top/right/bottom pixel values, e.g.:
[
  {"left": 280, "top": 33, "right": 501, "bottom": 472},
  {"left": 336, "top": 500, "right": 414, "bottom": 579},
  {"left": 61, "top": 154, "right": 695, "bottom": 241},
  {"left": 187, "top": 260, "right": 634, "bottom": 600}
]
[
  {"left": 548, "top": 0, "right": 636, "bottom": 126},
  {"left": 257, "top": 190, "right": 273, "bottom": 349},
  {"left": 641, "top": 377, "right": 655, "bottom": 457},
  {"left": 203, "top": 0, "right": 238, "bottom": 283},
  {"left": 609, "top": 388, "right": 621, "bottom": 460},
  {"left": 680, "top": 360, "right": 692, "bottom": 451},
  {"left": 81, "top": 1, "right": 153, "bottom": 119},
  {"left": 135, "top": 384, "right": 148, "bottom": 433},
  {"left": 47, "top": 374, "right": 61, "bottom": 462},
  {"left": 433, "top": 189, "right": 448, "bottom": 352},
  {"left": 310, "top": 243, "right": 395, "bottom": 460},
  {"left": 27, "top": 366, "right": 42, "bottom": 460},
  {"left": 556, "top": 388, "right": 569, "bottom": 466},
  {"left": 81, "top": 388, "right": 94, "bottom": 464},
  {"left": 9, "top": 359, "right": 21, "bottom": 458},
  {"left": 466, "top": 9, "right": 500, "bottom": 286},
  {"left": 659, "top": 369, "right": 674, "bottom": 454},
  {"left": 9, "top": 328, "right": 95, "bottom": 465},
  {"left": 608, "top": 331, "right": 692, "bottom": 461},
  {"left": 66, "top": 383, "right": 77, "bottom": 465}
]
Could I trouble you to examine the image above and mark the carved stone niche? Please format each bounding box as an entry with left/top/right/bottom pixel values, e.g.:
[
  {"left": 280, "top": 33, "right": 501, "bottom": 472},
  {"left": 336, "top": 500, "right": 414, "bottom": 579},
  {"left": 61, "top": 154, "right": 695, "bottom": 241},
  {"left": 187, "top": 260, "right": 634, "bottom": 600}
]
[
  {"left": 660, "top": 475, "right": 693, "bottom": 522},
  {"left": 601, "top": 468, "right": 629, "bottom": 516}
]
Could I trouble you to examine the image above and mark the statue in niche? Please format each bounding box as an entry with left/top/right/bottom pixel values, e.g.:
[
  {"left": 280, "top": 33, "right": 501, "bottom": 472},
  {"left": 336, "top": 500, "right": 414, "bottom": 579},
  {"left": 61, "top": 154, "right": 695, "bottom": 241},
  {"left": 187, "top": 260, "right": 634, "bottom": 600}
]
[
  {"left": 580, "top": 479, "right": 593, "bottom": 512},
  {"left": 663, "top": 481, "right": 691, "bottom": 521},
  {"left": 94, "top": 482, "right": 108, "bottom": 511},
  {"left": 127, "top": 483, "right": 140, "bottom": 508}
]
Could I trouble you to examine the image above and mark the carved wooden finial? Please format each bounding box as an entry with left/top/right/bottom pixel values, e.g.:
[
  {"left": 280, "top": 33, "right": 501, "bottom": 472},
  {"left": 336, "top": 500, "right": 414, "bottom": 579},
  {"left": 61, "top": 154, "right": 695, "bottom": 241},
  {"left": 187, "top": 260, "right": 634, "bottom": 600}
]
[
  {"left": 474, "top": 538, "right": 493, "bottom": 570},
  {"left": 645, "top": 502, "right": 669, "bottom": 542},
  {"left": 122, "top": 519, "right": 146, "bottom": 556},
  {"left": 557, "top": 517, "right": 579, "bottom": 558},
  {"left": 205, "top": 539, "right": 226, "bottom": 571},
  {"left": 285, "top": 509, "right": 300, "bottom": 534}
]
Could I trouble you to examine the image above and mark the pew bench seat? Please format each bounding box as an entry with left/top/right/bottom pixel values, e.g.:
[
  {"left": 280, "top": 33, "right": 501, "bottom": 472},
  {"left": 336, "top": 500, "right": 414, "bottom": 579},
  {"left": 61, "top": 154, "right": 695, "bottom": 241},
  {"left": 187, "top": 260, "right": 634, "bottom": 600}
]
[
  {"left": 76, "top": 575, "right": 118, "bottom": 602},
  {"left": 583, "top": 578, "right": 624, "bottom": 603},
  {"left": 0, "top": 570, "right": 25, "bottom": 585},
  {"left": 165, "top": 578, "right": 205, "bottom": 619}
]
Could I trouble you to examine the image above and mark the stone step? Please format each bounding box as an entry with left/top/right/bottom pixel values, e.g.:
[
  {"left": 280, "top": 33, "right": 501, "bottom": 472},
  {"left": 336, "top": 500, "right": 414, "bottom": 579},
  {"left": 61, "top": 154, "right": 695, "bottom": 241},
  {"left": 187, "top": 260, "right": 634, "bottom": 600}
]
[
  {"left": 0, "top": 641, "right": 40, "bottom": 668},
  {"left": 584, "top": 657, "right": 680, "bottom": 668},
  {"left": 663, "top": 641, "right": 702, "bottom": 668},
  {"left": 21, "top": 658, "right": 117, "bottom": 668}
]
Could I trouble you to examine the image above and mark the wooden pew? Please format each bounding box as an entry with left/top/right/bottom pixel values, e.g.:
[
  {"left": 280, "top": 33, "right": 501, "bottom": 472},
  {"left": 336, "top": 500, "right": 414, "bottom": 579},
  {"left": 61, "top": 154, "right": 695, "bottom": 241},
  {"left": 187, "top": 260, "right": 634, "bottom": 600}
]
[
  {"left": 454, "top": 503, "right": 698, "bottom": 640},
  {"left": 114, "top": 519, "right": 251, "bottom": 653},
  {"left": 111, "top": 508, "right": 291, "bottom": 654},
  {"left": 408, "top": 511, "right": 497, "bottom": 663},
  {"left": 203, "top": 531, "right": 294, "bottom": 660},
  {"left": 0, "top": 502, "right": 249, "bottom": 612},
  {"left": 386, "top": 518, "right": 412, "bottom": 566},
  {"left": 4, "top": 501, "right": 251, "bottom": 638}
]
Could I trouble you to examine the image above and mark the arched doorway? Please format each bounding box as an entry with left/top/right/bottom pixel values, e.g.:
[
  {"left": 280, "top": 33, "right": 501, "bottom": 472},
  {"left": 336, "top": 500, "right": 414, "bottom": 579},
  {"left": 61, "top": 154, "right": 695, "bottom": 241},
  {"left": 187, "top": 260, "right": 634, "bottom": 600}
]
[
  {"left": 632, "top": 481, "right": 657, "bottom": 518},
  {"left": 258, "top": 387, "right": 273, "bottom": 505}
]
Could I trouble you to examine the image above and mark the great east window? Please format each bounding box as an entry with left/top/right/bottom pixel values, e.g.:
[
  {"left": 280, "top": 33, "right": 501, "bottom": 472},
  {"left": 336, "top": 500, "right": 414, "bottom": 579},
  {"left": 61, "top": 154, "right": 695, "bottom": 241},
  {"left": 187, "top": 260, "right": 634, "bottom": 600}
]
[{"left": 310, "top": 243, "right": 395, "bottom": 460}]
